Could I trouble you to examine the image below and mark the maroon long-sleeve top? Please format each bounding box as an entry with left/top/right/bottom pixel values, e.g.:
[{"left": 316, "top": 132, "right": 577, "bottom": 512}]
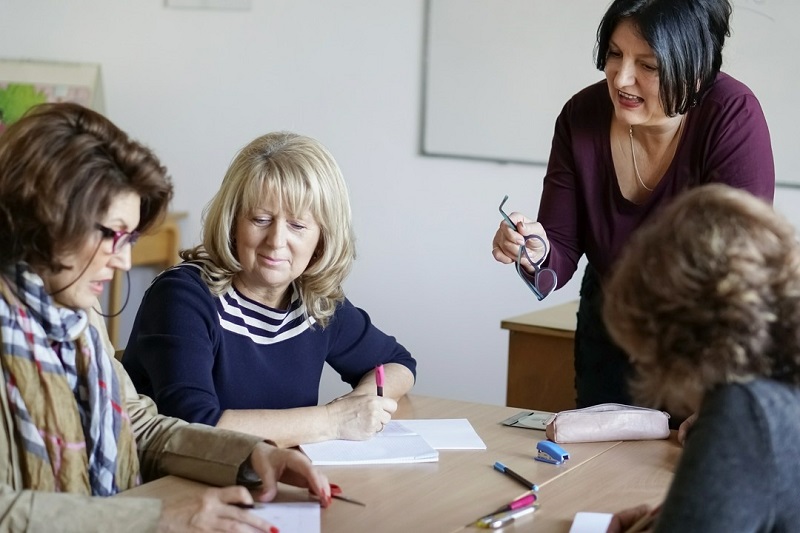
[{"left": 539, "top": 73, "right": 775, "bottom": 287}]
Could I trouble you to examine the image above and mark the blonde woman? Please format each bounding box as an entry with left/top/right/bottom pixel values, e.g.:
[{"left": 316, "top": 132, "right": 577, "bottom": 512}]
[{"left": 123, "top": 132, "right": 415, "bottom": 448}]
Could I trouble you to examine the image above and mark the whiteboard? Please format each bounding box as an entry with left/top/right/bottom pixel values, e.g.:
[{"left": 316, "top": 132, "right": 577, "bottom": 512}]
[
  {"left": 725, "top": 1, "right": 800, "bottom": 186},
  {"left": 422, "top": 0, "right": 800, "bottom": 186}
]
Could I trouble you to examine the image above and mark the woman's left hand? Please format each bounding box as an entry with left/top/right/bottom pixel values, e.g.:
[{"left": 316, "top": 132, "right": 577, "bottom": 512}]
[
  {"left": 677, "top": 412, "right": 698, "bottom": 446},
  {"left": 247, "top": 443, "right": 332, "bottom": 507}
]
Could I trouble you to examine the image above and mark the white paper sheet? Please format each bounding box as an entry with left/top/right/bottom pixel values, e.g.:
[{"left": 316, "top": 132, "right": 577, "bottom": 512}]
[
  {"left": 569, "top": 512, "right": 613, "bottom": 533},
  {"left": 299, "top": 422, "right": 438, "bottom": 465},
  {"left": 249, "top": 502, "right": 320, "bottom": 533},
  {"left": 394, "top": 418, "right": 487, "bottom": 449}
]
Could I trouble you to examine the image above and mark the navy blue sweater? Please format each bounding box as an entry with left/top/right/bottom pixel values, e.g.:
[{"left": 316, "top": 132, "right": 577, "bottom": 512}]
[{"left": 122, "top": 264, "right": 416, "bottom": 425}]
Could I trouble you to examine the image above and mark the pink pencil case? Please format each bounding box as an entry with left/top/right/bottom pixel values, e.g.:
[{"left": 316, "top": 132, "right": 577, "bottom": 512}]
[{"left": 544, "top": 403, "right": 670, "bottom": 443}]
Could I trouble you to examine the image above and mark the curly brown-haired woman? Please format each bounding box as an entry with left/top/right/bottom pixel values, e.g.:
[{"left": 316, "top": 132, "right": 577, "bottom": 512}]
[{"left": 604, "top": 184, "right": 800, "bottom": 532}]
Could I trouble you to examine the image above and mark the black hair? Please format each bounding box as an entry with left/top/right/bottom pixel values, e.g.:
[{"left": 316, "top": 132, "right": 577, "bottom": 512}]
[{"left": 595, "top": 0, "right": 732, "bottom": 116}]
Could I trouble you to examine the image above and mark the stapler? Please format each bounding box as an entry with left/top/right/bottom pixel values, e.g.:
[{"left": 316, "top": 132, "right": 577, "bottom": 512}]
[{"left": 535, "top": 440, "right": 570, "bottom": 465}]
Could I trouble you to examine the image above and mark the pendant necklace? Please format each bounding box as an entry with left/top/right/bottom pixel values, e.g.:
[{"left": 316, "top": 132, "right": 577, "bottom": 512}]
[
  {"left": 629, "top": 117, "right": 685, "bottom": 192},
  {"left": 629, "top": 125, "right": 653, "bottom": 191}
]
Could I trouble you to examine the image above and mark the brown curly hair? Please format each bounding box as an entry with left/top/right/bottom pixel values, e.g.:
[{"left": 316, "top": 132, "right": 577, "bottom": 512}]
[
  {"left": 0, "top": 102, "right": 173, "bottom": 272},
  {"left": 604, "top": 184, "right": 800, "bottom": 416}
]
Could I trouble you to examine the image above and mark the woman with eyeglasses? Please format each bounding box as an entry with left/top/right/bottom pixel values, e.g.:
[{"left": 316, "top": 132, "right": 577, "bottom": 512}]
[
  {"left": 604, "top": 184, "right": 800, "bottom": 532},
  {"left": 491, "top": 0, "right": 774, "bottom": 430},
  {"left": 0, "top": 103, "right": 330, "bottom": 531},
  {"left": 121, "top": 132, "right": 416, "bottom": 448}
]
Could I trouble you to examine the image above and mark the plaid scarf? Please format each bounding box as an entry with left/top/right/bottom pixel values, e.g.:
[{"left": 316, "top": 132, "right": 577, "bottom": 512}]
[{"left": 0, "top": 263, "right": 139, "bottom": 495}]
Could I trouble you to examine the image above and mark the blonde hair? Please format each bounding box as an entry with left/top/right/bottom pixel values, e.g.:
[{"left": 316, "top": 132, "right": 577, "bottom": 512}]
[
  {"left": 604, "top": 184, "right": 800, "bottom": 416},
  {"left": 182, "top": 132, "right": 355, "bottom": 327}
]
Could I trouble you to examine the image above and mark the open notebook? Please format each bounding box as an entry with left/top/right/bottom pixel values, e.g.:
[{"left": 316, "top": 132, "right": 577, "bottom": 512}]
[{"left": 299, "top": 421, "right": 439, "bottom": 465}]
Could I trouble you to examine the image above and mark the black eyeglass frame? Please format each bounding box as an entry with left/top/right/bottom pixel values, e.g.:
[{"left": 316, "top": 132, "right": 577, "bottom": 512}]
[{"left": 498, "top": 195, "right": 557, "bottom": 301}]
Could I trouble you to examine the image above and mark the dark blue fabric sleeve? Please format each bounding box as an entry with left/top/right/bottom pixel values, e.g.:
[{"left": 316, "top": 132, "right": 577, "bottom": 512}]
[
  {"left": 122, "top": 268, "right": 224, "bottom": 425},
  {"left": 324, "top": 299, "right": 416, "bottom": 388}
]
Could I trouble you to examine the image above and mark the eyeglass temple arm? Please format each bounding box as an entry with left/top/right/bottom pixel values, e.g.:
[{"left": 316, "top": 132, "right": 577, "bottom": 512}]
[{"left": 499, "top": 195, "right": 519, "bottom": 231}]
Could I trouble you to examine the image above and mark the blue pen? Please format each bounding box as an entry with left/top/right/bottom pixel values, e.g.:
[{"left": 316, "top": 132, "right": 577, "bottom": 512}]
[{"left": 493, "top": 461, "right": 539, "bottom": 491}]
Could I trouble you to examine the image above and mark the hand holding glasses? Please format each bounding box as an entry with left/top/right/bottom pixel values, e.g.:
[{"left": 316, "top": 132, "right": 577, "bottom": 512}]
[{"left": 498, "top": 195, "right": 557, "bottom": 301}]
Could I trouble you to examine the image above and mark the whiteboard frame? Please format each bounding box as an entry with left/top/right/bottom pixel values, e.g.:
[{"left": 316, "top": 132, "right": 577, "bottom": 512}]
[
  {"left": 420, "top": 0, "right": 608, "bottom": 166},
  {"left": 420, "top": 0, "right": 800, "bottom": 187}
]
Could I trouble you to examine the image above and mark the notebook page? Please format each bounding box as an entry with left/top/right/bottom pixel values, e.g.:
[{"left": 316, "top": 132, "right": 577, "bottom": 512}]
[{"left": 299, "top": 421, "right": 438, "bottom": 465}]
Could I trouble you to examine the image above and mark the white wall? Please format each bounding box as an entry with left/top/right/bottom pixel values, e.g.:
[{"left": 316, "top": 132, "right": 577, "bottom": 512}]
[{"left": 1, "top": 0, "right": 797, "bottom": 407}]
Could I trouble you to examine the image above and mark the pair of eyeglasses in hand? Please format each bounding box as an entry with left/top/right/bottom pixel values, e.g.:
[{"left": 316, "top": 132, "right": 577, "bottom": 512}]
[{"left": 498, "top": 195, "right": 557, "bottom": 301}]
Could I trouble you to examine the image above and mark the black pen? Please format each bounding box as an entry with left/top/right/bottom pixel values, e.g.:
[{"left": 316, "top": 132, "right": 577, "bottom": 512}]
[{"left": 493, "top": 461, "right": 539, "bottom": 491}]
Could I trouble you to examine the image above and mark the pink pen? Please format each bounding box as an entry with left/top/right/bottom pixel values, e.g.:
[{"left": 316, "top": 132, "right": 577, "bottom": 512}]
[
  {"left": 375, "top": 364, "right": 385, "bottom": 397},
  {"left": 487, "top": 492, "right": 537, "bottom": 515},
  {"left": 467, "top": 492, "right": 537, "bottom": 527}
]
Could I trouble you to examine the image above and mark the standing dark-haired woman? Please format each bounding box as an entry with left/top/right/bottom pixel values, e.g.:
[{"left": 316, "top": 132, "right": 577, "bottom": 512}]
[{"left": 491, "top": 0, "right": 774, "bottom": 418}]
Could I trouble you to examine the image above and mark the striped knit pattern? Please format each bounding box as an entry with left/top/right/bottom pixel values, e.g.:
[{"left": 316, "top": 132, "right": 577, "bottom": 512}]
[{"left": 182, "top": 263, "right": 315, "bottom": 345}]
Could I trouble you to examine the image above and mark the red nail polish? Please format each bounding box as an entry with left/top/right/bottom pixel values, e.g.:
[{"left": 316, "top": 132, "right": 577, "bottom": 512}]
[{"left": 270, "top": 527, "right": 280, "bottom": 533}]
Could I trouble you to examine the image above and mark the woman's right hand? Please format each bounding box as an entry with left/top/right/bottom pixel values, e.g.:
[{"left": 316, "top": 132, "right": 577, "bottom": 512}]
[
  {"left": 492, "top": 212, "right": 549, "bottom": 273},
  {"left": 158, "top": 486, "right": 276, "bottom": 533},
  {"left": 325, "top": 394, "right": 398, "bottom": 440},
  {"left": 606, "top": 504, "right": 655, "bottom": 533}
]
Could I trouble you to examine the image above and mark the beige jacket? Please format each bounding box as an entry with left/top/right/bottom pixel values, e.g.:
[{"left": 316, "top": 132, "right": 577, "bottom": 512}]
[{"left": 0, "top": 307, "right": 264, "bottom": 532}]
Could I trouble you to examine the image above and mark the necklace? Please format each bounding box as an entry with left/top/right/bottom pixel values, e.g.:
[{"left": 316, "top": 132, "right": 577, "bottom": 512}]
[
  {"left": 629, "top": 117, "right": 685, "bottom": 192},
  {"left": 629, "top": 125, "right": 652, "bottom": 191}
]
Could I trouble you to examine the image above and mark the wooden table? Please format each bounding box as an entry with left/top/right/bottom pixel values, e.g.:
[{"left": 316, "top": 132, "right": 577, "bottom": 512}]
[
  {"left": 120, "top": 395, "right": 677, "bottom": 532},
  {"left": 502, "top": 301, "right": 578, "bottom": 412},
  {"left": 107, "top": 211, "right": 187, "bottom": 347}
]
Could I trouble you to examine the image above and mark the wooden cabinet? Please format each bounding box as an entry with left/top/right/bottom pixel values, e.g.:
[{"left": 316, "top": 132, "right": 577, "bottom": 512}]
[
  {"left": 501, "top": 300, "right": 578, "bottom": 412},
  {"left": 107, "top": 212, "right": 187, "bottom": 347}
]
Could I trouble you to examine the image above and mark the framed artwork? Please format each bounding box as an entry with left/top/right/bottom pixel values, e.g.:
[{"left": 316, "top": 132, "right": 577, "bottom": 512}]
[{"left": 0, "top": 59, "right": 104, "bottom": 134}]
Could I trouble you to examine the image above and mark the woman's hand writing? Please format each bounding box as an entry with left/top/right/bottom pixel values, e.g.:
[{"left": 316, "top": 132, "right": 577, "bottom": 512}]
[{"left": 326, "top": 394, "right": 397, "bottom": 440}]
